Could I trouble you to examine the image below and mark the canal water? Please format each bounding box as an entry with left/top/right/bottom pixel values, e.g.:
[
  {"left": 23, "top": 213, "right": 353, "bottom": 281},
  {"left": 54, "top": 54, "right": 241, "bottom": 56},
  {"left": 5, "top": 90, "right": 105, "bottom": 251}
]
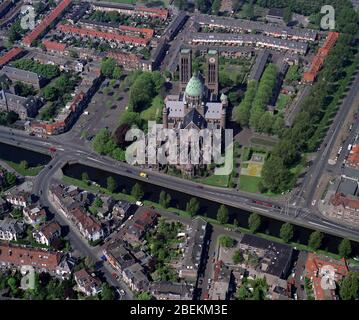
[
  {"left": 0, "top": 142, "right": 51, "bottom": 167},
  {"left": 62, "top": 162, "right": 359, "bottom": 256},
  {"left": 0, "top": 142, "right": 358, "bottom": 256}
]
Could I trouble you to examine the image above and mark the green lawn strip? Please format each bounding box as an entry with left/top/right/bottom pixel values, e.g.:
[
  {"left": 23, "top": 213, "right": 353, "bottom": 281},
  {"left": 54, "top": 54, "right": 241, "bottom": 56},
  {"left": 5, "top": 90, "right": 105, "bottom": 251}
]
[
  {"left": 62, "top": 175, "right": 192, "bottom": 218},
  {"left": 250, "top": 137, "right": 277, "bottom": 148},
  {"left": 239, "top": 175, "right": 261, "bottom": 193},
  {"left": 276, "top": 94, "right": 292, "bottom": 111},
  {"left": 203, "top": 217, "right": 354, "bottom": 262},
  {"left": 195, "top": 174, "right": 230, "bottom": 188},
  {"left": 4, "top": 160, "right": 43, "bottom": 176}
]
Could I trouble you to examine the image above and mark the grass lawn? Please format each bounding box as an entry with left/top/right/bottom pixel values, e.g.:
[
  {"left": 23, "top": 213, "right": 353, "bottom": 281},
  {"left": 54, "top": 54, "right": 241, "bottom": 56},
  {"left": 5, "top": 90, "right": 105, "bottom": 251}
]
[
  {"left": 250, "top": 137, "right": 278, "bottom": 148},
  {"left": 239, "top": 175, "right": 262, "bottom": 193},
  {"left": 276, "top": 94, "right": 292, "bottom": 111},
  {"left": 4, "top": 160, "right": 44, "bottom": 176},
  {"left": 140, "top": 95, "right": 163, "bottom": 122},
  {"left": 196, "top": 174, "right": 230, "bottom": 188}
]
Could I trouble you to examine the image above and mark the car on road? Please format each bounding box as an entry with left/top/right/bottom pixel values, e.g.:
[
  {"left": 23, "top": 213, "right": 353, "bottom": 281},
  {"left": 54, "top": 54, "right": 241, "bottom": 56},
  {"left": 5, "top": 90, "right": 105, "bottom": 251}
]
[
  {"left": 128, "top": 215, "right": 134, "bottom": 220},
  {"left": 311, "top": 200, "right": 316, "bottom": 206},
  {"left": 139, "top": 172, "right": 148, "bottom": 179},
  {"left": 136, "top": 201, "right": 144, "bottom": 206}
]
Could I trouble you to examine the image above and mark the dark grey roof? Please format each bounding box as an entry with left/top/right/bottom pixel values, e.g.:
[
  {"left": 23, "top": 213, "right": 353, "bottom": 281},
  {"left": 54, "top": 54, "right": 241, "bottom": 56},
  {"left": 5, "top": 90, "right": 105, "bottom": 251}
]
[
  {"left": 337, "top": 178, "right": 358, "bottom": 196},
  {"left": 196, "top": 15, "right": 317, "bottom": 41},
  {"left": 191, "top": 33, "right": 308, "bottom": 54},
  {"left": 150, "top": 281, "right": 193, "bottom": 298},
  {"left": 182, "top": 108, "right": 207, "bottom": 129},
  {"left": 240, "top": 234, "right": 294, "bottom": 279},
  {"left": 267, "top": 8, "right": 284, "bottom": 18},
  {"left": 1, "top": 66, "right": 42, "bottom": 84},
  {"left": 343, "top": 167, "right": 359, "bottom": 181},
  {"left": 249, "top": 50, "right": 270, "bottom": 81},
  {"left": 0, "top": 218, "right": 26, "bottom": 234}
]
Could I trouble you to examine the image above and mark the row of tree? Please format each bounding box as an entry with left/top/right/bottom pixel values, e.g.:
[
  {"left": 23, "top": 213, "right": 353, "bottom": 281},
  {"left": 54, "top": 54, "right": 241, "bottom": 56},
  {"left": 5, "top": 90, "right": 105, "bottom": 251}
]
[
  {"left": 261, "top": 32, "right": 358, "bottom": 192},
  {"left": 12, "top": 59, "right": 60, "bottom": 80},
  {"left": 233, "top": 64, "right": 284, "bottom": 135}
]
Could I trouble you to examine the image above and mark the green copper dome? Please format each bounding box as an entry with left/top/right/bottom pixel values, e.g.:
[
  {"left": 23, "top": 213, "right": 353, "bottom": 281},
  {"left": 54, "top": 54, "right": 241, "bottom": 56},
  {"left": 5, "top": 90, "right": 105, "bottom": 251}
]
[{"left": 185, "top": 74, "right": 203, "bottom": 98}]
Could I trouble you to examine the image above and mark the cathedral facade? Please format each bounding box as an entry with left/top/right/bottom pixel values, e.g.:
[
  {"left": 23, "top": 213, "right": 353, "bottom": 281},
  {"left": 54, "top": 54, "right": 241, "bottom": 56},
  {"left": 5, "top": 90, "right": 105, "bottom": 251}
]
[{"left": 162, "top": 49, "right": 228, "bottom": 131}]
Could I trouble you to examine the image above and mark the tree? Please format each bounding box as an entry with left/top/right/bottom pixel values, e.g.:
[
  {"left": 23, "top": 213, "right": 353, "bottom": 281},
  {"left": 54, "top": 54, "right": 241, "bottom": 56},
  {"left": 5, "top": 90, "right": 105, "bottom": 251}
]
[
  {"left": 113, "top": 123, "right": 131, "bottom": 148},
  {"left": 232, "top": 250, "right": 244, "bottom": 264},
  {"left": 217, "top": 205, "right": 229, "bottom": 224},
  {"left": 280, "top": 223, "right": 294, "bottom": 243},
  {"left": 261, "top": 155, "right": 292, "bottom": 193},
  {"left": 338, "top": 239, "right": 352, "bottom": 258},
  {"left": 340, "top": 271, "right": 359, "bottom": 300},
  {"left": 219, "top": 235, "right": 235, "bottom": 248},
  {"left": 308, "top": 231, "right": 323, "bottom": 250},
  {"left": 20, "top": 160, "right": 28, "bottom": 170},
  {"left": 101, "top": 58, "right": 117, "bottom": 78},
  {"left": 242, "top": 2, "right": 254, "bottom": 20},
  {"left": 106, "top": 176, "right": 117, "bottom": 193},
  {"left": 159, "top": 191, "right": 171, "bottom": 208},
  {"left": 136, "top": 291, "right": 152, "bottom": 300},
  {"left": 211, "top": 0, "right": 221, "bottom": 15},
  {"left": 248, "top": 213, "right": 261, "bottom": 233},
  {"left": 101, "top": 283, "right": 115, "bottom": 300},
  {"left": 43, "top": 86, "right": 57, "bottom": 101},
  {"left": 93, "top": 197, "right": 103, "bottom": 208},
  {"left": 131, "top": 183, "right": 144, "bottom": 200},
  {"left": 112, "top": 67, "right": 122, "bottom": 79},
  {"left": 81, "top": 172, "right": 89, "bottom": 182},
  {"left": 186, "top": 197, "right": 200, "bottom": 217},
  {"left": 283, "top": 7, "right": 292, "bottom": 24}
]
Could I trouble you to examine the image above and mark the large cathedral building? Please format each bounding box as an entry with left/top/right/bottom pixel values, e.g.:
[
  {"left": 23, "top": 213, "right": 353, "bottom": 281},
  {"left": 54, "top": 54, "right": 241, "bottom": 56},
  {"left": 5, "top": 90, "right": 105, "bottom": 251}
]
[{"left": 162, "top": 49, "right": 228, "bottom": 131}]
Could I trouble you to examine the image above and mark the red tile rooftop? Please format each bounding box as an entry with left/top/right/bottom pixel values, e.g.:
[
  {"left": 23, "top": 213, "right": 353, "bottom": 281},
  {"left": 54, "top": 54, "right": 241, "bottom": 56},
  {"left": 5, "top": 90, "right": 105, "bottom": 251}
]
[
  {"left": 43, "top": 39, "right": 67, "bottom": 52},
  {"left": 56, "top": 24, "right": 149, "bottom": 46},
  {"left": 0, "top": 47, "right": 23, "bottom": 67},
  {"left": 22, "top": 0, "right": 72, "bottom": 46}
]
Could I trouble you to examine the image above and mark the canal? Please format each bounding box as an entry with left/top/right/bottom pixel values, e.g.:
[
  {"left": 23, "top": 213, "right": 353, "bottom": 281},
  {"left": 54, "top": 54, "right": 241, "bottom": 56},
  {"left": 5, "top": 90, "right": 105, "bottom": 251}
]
[
  {"left": 0, "top": 141, "right": 358, "bottom": 256},
  {"left": 62, "top": 162, "right": 359, "bottom": 257},
  {"left": 0, "top": 142, "right": 51, "bottom": 167}
]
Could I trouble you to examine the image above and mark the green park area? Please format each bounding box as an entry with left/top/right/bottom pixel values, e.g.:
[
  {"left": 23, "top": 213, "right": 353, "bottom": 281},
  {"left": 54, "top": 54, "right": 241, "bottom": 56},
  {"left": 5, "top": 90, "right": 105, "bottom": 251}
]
[{"left": 4, "top": 160, "right": 43, "bottom": 177}]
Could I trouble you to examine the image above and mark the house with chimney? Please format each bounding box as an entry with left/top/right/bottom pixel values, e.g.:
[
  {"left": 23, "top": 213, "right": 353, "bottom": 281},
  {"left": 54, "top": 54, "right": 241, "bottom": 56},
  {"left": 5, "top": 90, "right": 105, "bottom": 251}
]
[
  {"left": 0, "top": 218, "right": 26, "bottom": 241},
  {"left": 33, "top": 221, "right": 62, "bottom": 246},
  {"left": 74, "top": 269, "right": 102, "bottom": 296},
  {"left": 0, "top": 243, "right": 74, "bottom": 279}
]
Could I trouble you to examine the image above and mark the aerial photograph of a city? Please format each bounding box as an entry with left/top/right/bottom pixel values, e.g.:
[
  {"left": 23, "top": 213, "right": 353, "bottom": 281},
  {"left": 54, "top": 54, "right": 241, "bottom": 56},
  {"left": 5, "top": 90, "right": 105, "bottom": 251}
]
[{"left": 0, "top": 0, "right": 358, "bottom": 310}]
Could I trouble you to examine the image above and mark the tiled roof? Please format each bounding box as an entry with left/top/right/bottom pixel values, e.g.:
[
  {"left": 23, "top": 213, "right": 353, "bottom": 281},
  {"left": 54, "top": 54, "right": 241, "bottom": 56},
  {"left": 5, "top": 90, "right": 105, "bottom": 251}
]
[
  {"left": 42, "top": 40, "right": 67, "bottom": 52},
  {"left": 39, "top": 221, "right": 61, "bottom": 239},
  {"left": 22, "top": 0, "right": 72, "bottom": 46},
  {"left": 0, "top": 48, "right": 23, "bottom": 67},
  {"left": 56, "top": 24, "right": 149, "bottom": 46},
  {"left": 302, "top": 32, "right": 339, "bottom": 83},
  {"left": 0, "top": 243, "right": 62, "bottom": 271},
  {"left": 70, "top": 207, "right": 102, "bottom": 234}
]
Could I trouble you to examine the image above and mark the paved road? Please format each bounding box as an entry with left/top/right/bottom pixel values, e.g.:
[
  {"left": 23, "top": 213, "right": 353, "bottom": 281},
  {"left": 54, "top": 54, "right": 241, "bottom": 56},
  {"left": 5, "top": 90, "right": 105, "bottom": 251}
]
[
  {"left": 297, "top": 67, "right": 359, "bottom": 211},
  {"left": 1, "top": 126, "right": 359, "bottom": 242},
  {"left": 29, "top": 154, "right": 134, "bottom": 300}
]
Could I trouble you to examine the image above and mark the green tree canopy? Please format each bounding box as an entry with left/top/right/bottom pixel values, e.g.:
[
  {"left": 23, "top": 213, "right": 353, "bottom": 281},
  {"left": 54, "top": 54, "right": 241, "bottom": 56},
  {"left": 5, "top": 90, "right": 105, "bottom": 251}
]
[
  {"left": 106, "top": 176, "right": 117, "bottom": 193},
  {"left": 131, "top": 183, "right": 144, "bottom": 200},
  {"left": 248, "top": 212, "right": 261, "bottom": 233},
  {"left": 217, "top": 204, "right": 229, "bottom": 224},
  {"left": 338, "top": 238, "right": 352, "bottom": 258},
  {"left": 280, "top": 223, "right": 294, "bottom": 243},
  {"left": 340, "top": 271, "right": 359, "bottom": 300},
  {"left": 308, "top": 231, "right": 323, "bottom": 250},
  {"left": 186, "top": 197, "right": 200, "bottom": 217}
]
